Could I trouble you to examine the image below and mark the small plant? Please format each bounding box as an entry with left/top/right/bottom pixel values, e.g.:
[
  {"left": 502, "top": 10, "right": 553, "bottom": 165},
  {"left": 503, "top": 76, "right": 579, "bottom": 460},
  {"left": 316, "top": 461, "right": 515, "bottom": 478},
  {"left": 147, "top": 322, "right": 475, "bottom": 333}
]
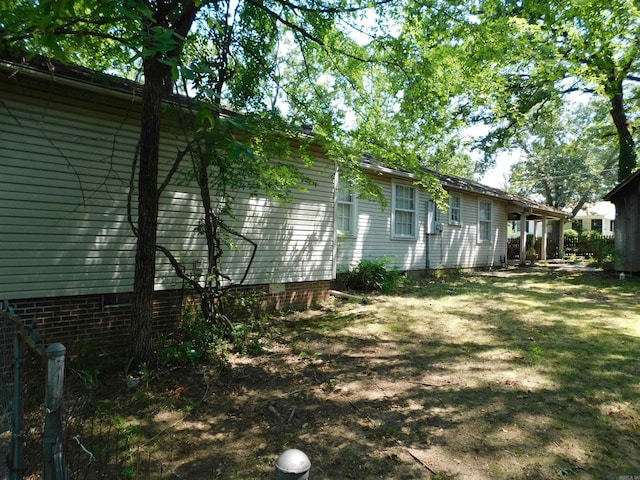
[
  {"left": 160, "top": 338, "right": 203, "bottom": 366},
  {"left": 566, "top": 253, "right": 578, "bottom": 264},
  {"left": 343, "top": 257, "right": 402, "bottom": 293},
  {"left": 530, "top": 345, "right": 543, "bottom": 362},
  {"left": 68, "top": 340, "right": 117, "bottom": 388},
  {"left": 75, "top": 366, "right": 102, "bottom": 389}
]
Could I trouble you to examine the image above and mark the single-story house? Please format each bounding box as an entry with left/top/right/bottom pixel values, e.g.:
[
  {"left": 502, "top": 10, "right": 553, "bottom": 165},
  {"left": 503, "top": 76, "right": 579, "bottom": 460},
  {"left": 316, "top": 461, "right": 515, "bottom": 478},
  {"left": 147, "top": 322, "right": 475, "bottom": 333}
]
[
  {"left": 336, "top": 161, "right": 566, "bottom": 272},
  {"left": 1, "top": 55, "right": 565, "bottom": 350},
  {"left": 604, "top": 169, "right": 640, "bottom": 272},
  {"left": 0, "top": 55, "right": 335, "bottom": 349},
  {"left": 564, "top": 201, "right": 616, "bottom": 236}
]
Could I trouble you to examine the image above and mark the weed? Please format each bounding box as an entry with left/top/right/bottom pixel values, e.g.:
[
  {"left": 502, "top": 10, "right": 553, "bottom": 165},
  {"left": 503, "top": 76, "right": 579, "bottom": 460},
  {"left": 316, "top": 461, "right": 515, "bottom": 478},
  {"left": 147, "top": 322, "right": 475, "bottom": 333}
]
[
  {"left": 73, "top": 366, "right": 102, "bottom": 389},
  {"left": 68, "top": 340, "right": 118, "bottom": 388},
  {"left": 530, "top": 345, "right": 543, "bottom": 362},
  {"left": 158, "top": 336, "right": 203, "bottom": 366}
]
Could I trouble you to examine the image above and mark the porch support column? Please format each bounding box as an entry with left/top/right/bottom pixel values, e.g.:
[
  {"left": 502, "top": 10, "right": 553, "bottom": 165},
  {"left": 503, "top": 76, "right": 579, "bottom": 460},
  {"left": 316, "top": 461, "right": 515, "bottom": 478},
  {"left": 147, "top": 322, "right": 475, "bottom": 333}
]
[
  {"left": 558, "top": 220, "right": 565, "bottom": 258},
  {"left": 519, "top": 211, "right": 528, "bottom": 266},
  {"left": 541, "top": 215, "right": 548, "bottom": 261}
]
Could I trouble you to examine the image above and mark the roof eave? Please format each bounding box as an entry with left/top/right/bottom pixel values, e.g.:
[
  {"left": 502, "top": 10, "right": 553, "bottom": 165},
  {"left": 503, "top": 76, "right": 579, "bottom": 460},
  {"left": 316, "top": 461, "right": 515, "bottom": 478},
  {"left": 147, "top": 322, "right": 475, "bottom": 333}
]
[{"left": 604, "top": 169, "right": 640, "bottom": 201}]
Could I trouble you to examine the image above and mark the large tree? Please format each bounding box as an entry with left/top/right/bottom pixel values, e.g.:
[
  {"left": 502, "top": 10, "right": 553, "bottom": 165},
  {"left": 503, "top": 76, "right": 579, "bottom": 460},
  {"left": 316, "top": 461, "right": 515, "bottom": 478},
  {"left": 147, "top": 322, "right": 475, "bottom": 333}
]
[
  {"left": 458, "top": 0, "right": 640, "bottom": 182},
  {"left": 508, "top": 99, "right": 619, "bottom": 213},
  {"left": 2, "top": 0, "right": 474, "bottom": 365},
  {"left": 1, "top": 0, "right": 368, "bottom": 365}
]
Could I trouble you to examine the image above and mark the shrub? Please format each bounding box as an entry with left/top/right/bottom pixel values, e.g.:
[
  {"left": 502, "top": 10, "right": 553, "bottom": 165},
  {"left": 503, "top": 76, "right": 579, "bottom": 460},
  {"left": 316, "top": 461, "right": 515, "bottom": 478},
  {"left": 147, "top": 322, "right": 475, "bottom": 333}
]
[
  {"left": 581, "top": 229, "right": 602, "bottom": 240},
  {"left": 158, "top": 292, "right": 271, "bottom": 367},
  {"left": 588, "top": 243, "right": 620, "bottom": 270},
  {"left": 344, "top": 258, "right": 402, "bottom": 293}
]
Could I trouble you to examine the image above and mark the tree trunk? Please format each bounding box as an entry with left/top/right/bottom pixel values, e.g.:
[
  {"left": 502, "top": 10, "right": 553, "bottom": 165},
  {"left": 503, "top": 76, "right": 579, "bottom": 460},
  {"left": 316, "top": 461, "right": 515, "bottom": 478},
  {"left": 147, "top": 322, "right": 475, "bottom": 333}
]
[
  {"left": 129, "top": 57, "right": 169, "bottom": 367},
  {"left": 126, "top": 2, "right": 204, "bottom": 366},
  {"left": 609, "top": 89, "right": 637, "bottom": 182}
]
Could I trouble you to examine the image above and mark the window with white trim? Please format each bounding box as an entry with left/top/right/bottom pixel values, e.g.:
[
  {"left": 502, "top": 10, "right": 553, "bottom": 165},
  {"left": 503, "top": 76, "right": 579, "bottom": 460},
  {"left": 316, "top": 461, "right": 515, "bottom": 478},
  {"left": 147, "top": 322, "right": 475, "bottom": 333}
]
[
  {"left": 337, "top": 178, "right": 356, "bottom": 236},
  {"left": 449, "top": 195, "right": 461, "bottom": 224},
  {"left": 478, "top": 200, "right": 492, "bottom": 242},
  {"left": 392, "top": 183, "right": 418, "bottom": 239}
]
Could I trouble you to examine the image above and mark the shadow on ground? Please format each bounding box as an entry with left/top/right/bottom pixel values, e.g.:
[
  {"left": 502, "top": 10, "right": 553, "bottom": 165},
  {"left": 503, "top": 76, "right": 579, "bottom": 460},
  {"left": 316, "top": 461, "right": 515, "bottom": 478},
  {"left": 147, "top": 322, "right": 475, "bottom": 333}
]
[{"left": 56, "top": 268, "right": 640, "bottom": 480}]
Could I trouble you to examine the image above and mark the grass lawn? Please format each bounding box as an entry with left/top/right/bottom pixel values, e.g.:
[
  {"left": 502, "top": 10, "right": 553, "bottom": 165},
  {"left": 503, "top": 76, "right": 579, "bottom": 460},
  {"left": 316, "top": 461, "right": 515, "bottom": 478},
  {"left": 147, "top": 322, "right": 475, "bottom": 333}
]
[{"left": 61, "top": 267, "right": 640, "bottom": 479}]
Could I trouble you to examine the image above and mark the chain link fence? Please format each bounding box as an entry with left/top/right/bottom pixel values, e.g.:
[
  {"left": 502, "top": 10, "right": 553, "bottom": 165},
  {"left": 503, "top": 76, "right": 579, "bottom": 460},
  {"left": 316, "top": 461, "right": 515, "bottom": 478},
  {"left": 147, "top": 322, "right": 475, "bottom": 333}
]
[{"left": 1, "top": 315, "right": 12, "bottom": 479}]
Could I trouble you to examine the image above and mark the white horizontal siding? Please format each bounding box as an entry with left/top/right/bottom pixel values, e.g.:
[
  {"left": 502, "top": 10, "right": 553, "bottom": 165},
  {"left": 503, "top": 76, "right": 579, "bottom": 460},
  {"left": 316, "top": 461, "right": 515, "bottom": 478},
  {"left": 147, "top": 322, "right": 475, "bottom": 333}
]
[
  {"left": 428, "top": 191, "right": 507, "bottom": 269},
  {"left": 1, "top": 70, "right": 334, "bottom": 299},
  {"left": 155, "top": 164, "right": 336, "bottom": 289},
  {"left": 337, "top": 177, "right": 509, "bottom": 272},
  {"left": 337, "top": 175, "right": 427, "bottom": 272}
]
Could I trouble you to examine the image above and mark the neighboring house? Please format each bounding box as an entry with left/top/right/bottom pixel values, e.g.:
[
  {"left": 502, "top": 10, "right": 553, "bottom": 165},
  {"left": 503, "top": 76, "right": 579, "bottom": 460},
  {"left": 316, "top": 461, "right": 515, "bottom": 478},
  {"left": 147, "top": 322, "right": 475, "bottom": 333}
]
[
  {"left": 336, "top": 162, "right": 566, "bottom": 272},
  {"left": 604, "top": 170, "right": 640, "bottom": 272},
  {"left": 563, "top": 201, "right": 616, "bottom": 236},
  {"left": 0, "top": 56, "right": 335, "bottom": 349}
]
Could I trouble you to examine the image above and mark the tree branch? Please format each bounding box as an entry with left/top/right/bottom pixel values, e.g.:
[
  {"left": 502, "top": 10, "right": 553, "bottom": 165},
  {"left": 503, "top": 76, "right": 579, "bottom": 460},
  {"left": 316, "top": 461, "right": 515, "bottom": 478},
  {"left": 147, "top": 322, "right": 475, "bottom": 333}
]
[
  {"left": 158, "top": 140, "right": 196, "bottom": 195},
  {"left": 127, "top": 140, "right": 141, "bottom": 238},
  {"left": 272, "top": 0, "right": 395, "bottom": 15},
  {"left": 246, "top": 0, "right": 325, "bottom": 46}
]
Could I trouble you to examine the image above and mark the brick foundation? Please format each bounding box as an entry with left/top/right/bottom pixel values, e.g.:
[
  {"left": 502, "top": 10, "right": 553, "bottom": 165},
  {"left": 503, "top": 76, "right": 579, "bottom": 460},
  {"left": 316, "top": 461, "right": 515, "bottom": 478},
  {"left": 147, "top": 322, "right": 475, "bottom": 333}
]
[{"left": 6, "top": 280, "right": 330, "bottom": 353}]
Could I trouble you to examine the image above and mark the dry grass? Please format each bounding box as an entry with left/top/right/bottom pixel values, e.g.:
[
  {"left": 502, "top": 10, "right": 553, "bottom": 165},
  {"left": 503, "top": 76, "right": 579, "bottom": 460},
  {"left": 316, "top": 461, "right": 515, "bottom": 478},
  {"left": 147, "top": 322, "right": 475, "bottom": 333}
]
[{"left": 58, "top": 267, "right": 640, "bottom": 479}]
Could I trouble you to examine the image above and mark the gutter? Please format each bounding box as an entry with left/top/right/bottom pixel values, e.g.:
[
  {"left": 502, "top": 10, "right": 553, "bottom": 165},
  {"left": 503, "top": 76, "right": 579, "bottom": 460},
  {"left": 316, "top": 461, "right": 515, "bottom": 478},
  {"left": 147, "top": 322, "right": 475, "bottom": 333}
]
[{"left": 0, "top": 58, "right": 145, "bottom": 105}]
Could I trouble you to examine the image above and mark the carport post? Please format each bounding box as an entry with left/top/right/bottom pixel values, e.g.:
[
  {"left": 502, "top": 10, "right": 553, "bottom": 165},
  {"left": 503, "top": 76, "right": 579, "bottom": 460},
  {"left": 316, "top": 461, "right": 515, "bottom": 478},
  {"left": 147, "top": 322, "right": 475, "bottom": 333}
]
[
  {"left": 541, "top": 215, "right": 548, "bottom": 261},
  {"left": 519, "top": 211, "right": 528, "bottom": 265}
]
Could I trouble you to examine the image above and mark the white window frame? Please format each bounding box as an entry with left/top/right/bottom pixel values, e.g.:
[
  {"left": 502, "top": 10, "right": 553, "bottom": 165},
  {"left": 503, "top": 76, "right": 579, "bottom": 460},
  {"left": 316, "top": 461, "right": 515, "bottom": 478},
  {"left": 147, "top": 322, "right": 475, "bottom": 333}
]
[
  {"left": 478, "top": 199, "right": 492, "bottom": 243},
  {"left": 392, "top": 182, "right": 418, "bottom": 239},
  {"left": 336, "top": 178, "right": 357, "bottom": 236},
  {"left": 449, "top": 194, "right": 462, "bottom": 225}
]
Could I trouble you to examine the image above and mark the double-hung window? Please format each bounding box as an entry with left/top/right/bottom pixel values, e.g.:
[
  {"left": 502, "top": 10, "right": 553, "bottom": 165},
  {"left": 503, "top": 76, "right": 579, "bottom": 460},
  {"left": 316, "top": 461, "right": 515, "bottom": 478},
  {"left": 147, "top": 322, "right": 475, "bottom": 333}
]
[
  {"left": 449, "top": 195, "right": 461, "bottom": 224},
  {"left": 392, "top": 183, "right": 417, "bottom": 239},
  {"left": 337, "top": 178, "right": 356, "bottom": 236},
  {"left": 478, "top": 200, "right": 492, "bottom": 242}
]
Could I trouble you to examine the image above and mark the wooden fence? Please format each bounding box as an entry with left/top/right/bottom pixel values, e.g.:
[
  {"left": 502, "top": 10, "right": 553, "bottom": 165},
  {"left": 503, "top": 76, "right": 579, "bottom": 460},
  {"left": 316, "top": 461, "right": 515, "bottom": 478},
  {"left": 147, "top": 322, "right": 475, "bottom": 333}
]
[{"left": 507, "top": 235, "right": 614, "bottom": 259}]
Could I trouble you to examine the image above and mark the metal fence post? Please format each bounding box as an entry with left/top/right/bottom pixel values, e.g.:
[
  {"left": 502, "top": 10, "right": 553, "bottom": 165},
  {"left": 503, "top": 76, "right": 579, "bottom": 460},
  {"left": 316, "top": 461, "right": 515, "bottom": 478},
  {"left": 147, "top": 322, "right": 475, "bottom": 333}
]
[
  {"left": 275, "top": 449, "right": 310, "bottom": 480},
  {"left": 43, "top": 343, "right": 66, "bottom": 480}
]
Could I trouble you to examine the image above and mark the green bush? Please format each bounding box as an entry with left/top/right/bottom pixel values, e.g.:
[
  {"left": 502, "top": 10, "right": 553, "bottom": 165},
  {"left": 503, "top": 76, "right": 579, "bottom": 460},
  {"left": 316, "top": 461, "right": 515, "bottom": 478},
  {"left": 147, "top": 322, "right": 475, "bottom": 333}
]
[
  {"left": 588, "top": 242, "right": 619, "bottom": 270},
  {"left": 581, "top": 229, "right": 602, "bottom": 240},
  {"left": 344, "top": 258, "right": 402, "bottom": 293}
]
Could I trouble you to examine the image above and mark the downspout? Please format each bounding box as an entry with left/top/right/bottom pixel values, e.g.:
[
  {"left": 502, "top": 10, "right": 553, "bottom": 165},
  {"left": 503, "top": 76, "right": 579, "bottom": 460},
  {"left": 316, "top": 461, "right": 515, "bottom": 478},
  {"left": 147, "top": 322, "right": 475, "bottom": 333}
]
[
  {"left": 425, "top": 231, "right": 431, "bottom": 271},
  {"left": 332, "top": 165, "right": 339, "bottom": 281}
]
